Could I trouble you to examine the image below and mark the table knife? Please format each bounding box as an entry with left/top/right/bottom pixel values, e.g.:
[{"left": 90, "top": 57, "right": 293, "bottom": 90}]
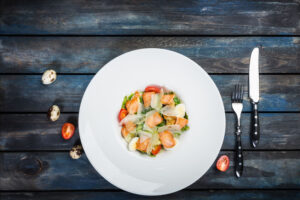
[{"left": 249, "top": 47, "right": 260, "bottom": 148}]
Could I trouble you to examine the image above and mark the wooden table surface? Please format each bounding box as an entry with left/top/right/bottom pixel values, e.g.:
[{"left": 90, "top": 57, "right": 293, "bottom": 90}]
[{"left": 1, "top": 0, "right": 300, "bottom": 199}]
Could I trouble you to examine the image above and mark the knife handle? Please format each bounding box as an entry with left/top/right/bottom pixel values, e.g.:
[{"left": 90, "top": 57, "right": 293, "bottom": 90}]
[
  {"left": 235, "top": 126, "right": 243, "bottom": 178},
  {"left": 250, "top": 102, "right": 260, "bottom": 148}
]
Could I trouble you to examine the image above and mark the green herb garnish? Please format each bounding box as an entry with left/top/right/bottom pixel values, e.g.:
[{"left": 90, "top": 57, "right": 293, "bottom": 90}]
[
  {"left": 136, "top": 123, "right": 144, "bottom": 132},
  {"left": 173, "top": 132, "right": 181, "bottom": 138},
  {"left": 157, "top": 120, "right": 166, "bottom": 127},
  {"left": 165, "top": 91, "right": 174, "bottom": 95},
  {"left": 128, "top": 93, "right": 134, "bottom": 100},
  {"left": 141, "top": 107, "right": 154, "bottom": 114},
  {"left": 121, "top": 96, "right": 128, "bottom": 109},
  {"left": 144, "top": 130, "right": 153, "bottom": 134},
  {"left": 184, "top": 112, "right": 189, "bottom": 119},
  {"left": 173, "top": 96, "right": 181, "bottom": 105},
  {"left": 139, "top": 96, "right": 143, "bottom": 104},
  {"left": 181, "top": 125, "right": 190, "bottom": 132}
]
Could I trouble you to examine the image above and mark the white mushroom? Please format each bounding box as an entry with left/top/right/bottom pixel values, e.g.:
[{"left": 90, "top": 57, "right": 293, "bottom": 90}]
[
  {"left": 48, "top": 105, "right": 60, "bottom": 122},
  {"left": 42, "top": 69, "right": 57, "bottom": 85},
  {"left": 70, "top": 145, "right": 83, "bottom": 159}
]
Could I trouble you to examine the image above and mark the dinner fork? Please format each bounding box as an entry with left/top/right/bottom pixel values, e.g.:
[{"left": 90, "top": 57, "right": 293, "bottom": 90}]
[{"left": 232, "top": 84, "right": 244, "bottom": 178}]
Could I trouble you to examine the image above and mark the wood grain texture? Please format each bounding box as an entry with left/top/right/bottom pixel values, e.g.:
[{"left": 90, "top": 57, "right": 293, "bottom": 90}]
[
  {"left": 1, "top": 37, "right": 300, "bottom": 73},
  {"left": 1, "top": 190, "right": 300, "bottom": 200},
  {"left": 1, "top": 113, "right": 299, "bottom": 151},
  {"left": 1, "top": 0, "right": 299, "bottom": 198},
  {"left": 0, "top": 75, "right": 299, "bottom": 112},
  {"left": 0, "top": 151, "right": 300, "bottom": 190},
  {"left": 0, "top": 114, "right": 79, "bottom": 151},
  {"left": 0, "top": 0, "right": 300, "bottom": 35}
]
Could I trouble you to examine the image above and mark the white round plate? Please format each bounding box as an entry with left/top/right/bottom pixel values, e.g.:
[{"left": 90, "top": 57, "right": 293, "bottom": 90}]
[{"left": 79, "top": 48, "right": 225, "bottom": 196}]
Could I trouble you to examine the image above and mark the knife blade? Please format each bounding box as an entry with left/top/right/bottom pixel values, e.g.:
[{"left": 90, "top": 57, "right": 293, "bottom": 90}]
[{"left": 249, "top": 47, "right": 260, "bottom": 148}]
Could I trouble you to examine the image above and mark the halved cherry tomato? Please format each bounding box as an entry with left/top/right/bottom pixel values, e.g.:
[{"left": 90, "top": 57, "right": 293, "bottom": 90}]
[
  {"left": 216, "top": 155, "right": 230, "bottom": 172},
  {"left": 151, "top": 145, "right": 162, "bottom": 155},
  {"left": 118, "top": 108, "right": 128, "bottom": 122},
  {"left": 61, "top": 123, "right": 75, "bottom": 140},
  {"left": 145, "top": 85, "right": 161, "bottom": 93}
]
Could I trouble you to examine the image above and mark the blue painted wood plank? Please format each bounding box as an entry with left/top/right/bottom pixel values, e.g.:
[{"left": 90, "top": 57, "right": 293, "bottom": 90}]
[
  {"left": 0, "top": 114, "right": 80, "bottom": 151},
  {"left": 1, "top": 113, "right": 299, "bottom": 151},
  {"left": 0, "top": 151, "right": 299, "bottom": 190},
  {"left": 213, "top": 75, "right": 300, "bottom": 112},
  {"left": 1, "top": 190, "right": 300, "bottom": 200},
  {"left": 0, "top": 75, "right": 299, "bottom": 112},
  {"left": 0, "top": 0, "right": 299, "bottom": 35},
  {"left": 0, "top": 37, "right": 299, "bottom": 73}
]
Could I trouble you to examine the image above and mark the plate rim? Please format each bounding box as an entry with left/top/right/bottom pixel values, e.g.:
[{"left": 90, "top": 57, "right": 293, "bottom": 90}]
[{"left": 79, "top": 48, "right": 226, "bottom": 196}]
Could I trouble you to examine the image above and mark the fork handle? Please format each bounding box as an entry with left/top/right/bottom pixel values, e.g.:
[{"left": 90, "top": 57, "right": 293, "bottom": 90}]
[
  {"left": 250, "top": 102, "right": 260, "bottom": 148},
  {"left": 235, "top": 126, "right": 243, "bottom": 178}
]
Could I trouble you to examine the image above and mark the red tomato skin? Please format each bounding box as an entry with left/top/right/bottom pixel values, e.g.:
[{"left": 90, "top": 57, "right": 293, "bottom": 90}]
[
  {"left": 216, "top": 155, "right": 230, "bottom": 172},
  {"left": 118, "top": 109, "right": 128, "bottom": 122},
  {"left": 145, "top": 85, "right": 161, "bottom": 93},
  {"left": 61, "top": 123, "right": 75, "bottom": 140},
  {"left": 151, "top": 145, "right": 162, "bottom": 155}
]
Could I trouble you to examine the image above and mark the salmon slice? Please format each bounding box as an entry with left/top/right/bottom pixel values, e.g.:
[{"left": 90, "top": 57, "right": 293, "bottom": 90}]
[
  {"left": 175, "top": 117, "right": 188, "bottom": 129},
  {"left": 161, "top": 94, "right": 175, "bottom": 105},
  {"left": 143, "top": 92, "right": 154, "bottom": 108},
  {"left": 126, "top": 96, "right": 139, "bottom": 114},
  {"left": 121, "top": 125, "right": 129, "bottom": 138},
  {"left": 125, "top": 121, "right": 136, "bottom": 132},
  {"left": 136, "top": 138, "right": 150, "bottom": 152},
  {"left": 146, "top": 111, "right": 163, "bottom": 128},
  {"left": 159, "top": 130, "right": 176, "bottom": 148},
  {"left": 121, "top": 121, "right": 136, "bottom": 138}
]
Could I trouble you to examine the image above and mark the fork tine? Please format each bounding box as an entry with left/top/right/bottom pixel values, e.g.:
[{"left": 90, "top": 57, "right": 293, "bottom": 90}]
[
  {"left": 232, "top": 85, "right": 236, "bottom": 101},
  {"left": 237, "top": 85, "right": 239, "bottom": 101},
  {"left": 234, "top": 85, "right": 238, "bottom": 100},
  {"left": 236, "top": 85, "right": 239, "bottom": 101},
  {"left": 238, "top": 84, "right": 241, "bottom": 101},
  {"left": 240, "top": 85, "right": 244, "bottom": 101},
  {"left": 232, "top": 84, "right": 245, "bottom": 102}
]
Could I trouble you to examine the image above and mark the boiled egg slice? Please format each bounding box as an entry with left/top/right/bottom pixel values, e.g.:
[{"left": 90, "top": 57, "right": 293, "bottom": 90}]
[{"left": 128, "top": 137, "right": 139, "bottom": 151}]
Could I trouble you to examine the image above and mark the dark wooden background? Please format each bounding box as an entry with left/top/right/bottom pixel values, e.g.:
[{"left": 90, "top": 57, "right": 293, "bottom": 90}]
[{"left": 0, "top": 0, "right": 300, "bottom": 199}]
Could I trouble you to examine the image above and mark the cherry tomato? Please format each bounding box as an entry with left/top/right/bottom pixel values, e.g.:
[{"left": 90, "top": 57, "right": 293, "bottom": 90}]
[
  {"left": 216, "top": 155, "right": 230, "bottom": 172},
  {"left": 118, "top": 109, "right": 128, "bottom": 122},
  {"left": 61, "top": 123, "right": 75, "bottom": 140},
  {"left": 145, "top": 85, "right": 161, "bottom": 93},
  {"left": 151, "top": 145, "right": 162, "bottom": 155}
]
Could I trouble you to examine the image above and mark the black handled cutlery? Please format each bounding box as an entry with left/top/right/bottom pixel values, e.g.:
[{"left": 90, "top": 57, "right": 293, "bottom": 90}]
[
  {"left": 232, "top": 85, "right": 244, "bottom": 178},
  {"left": 249, "top": 48, "right": 260, "bottom": 148}
]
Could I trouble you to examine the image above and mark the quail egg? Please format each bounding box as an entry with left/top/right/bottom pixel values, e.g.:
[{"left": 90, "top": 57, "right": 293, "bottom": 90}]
[
  {"left": 48, "top": 105, "right": 60, "bottom": 122},
  {"left": 70, "top": 145, "right": 83, "bottom": 159},
  {"left": 42, "top": 69, "right": 57, "bottom": 85}
]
